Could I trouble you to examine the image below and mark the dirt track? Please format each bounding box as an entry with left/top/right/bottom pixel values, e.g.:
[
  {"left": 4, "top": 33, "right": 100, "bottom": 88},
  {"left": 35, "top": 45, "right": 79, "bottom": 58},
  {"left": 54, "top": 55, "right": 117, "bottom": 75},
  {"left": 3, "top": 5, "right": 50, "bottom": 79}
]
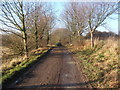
[{"left": 9, "top": 47, "right": 92, "bottom": 89}]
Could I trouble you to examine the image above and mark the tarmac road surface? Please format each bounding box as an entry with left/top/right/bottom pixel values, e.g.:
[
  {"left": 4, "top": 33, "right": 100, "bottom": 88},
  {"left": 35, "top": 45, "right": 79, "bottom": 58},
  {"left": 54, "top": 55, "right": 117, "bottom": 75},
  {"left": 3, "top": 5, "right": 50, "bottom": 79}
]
[{"left": 8, "top": 47, "right": 92, "bottom": 89}]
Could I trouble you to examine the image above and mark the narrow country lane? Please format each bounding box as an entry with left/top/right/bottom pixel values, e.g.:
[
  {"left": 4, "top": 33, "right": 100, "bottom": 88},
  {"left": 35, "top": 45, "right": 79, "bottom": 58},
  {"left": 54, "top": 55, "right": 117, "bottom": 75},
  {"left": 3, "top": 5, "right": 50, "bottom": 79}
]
[{"left": 9, "top": 47, "right": 92, "bottom": 89}]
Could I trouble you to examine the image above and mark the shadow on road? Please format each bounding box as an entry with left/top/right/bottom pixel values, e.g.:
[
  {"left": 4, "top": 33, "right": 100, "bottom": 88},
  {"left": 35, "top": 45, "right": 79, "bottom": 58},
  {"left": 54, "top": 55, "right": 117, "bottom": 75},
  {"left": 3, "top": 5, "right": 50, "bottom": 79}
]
[{"left": 10, "top": 78, "right": 103, "bottom": 89}]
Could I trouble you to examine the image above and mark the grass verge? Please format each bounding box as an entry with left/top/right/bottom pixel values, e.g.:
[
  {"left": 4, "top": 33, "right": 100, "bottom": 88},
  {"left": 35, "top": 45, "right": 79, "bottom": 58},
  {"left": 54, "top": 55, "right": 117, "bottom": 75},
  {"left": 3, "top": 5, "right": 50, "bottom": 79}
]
[
  {"left": 70, "top": 38, "right": 119, "bottom": 88},
  {"left": 1, "top": 47, "right": 54, "bottom": 88}
]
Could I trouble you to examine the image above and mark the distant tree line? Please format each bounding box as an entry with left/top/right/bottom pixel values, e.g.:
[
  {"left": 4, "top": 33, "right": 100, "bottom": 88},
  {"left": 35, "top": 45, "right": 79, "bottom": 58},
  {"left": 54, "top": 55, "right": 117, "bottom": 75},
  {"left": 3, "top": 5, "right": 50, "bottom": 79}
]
[
  {"left": 85, "top": 30, "right": 118, "bottom": 40},
  {"left": 50, "top": 28, "right": 71, "bottom": 45}
]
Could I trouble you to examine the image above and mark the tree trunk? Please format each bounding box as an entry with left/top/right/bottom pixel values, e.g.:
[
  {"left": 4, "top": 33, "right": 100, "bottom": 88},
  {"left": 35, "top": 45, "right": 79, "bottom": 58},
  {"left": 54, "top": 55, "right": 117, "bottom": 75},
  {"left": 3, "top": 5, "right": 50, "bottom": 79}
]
[
  {"left": 90, "top": 32, "right": 94, "bottom": 48},
  {"left": 22, "top": 31, "right": 28, "bottom": 59},
  {"left": 35, "top": 8, "right": 38, "bottom": 49},
  {"left": 46, "top": 29, "right": 50, "bottom": 45},
  {"left": 46, "top": 35, "right": 49, "bottom": 45},
  {"left": 35, "top": 20, "right": 38, "bottom": 49},
  {"left": 35, "top": 30, "right": 38, "bottom": 49}
]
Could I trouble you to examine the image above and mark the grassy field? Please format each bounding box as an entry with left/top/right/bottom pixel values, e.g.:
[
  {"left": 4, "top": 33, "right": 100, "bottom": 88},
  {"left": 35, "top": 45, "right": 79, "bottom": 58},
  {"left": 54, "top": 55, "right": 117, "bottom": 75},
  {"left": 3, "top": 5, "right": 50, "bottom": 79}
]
[{"left": 70, "top": 37, "right": 119, "bottom": 88}]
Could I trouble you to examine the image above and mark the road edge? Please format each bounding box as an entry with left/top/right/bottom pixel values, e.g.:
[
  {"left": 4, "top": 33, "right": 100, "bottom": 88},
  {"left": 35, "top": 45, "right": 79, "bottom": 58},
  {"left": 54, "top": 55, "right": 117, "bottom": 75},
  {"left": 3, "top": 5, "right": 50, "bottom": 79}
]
[{"left": 67, "top": 47, "right": 93, "bottom": 88}]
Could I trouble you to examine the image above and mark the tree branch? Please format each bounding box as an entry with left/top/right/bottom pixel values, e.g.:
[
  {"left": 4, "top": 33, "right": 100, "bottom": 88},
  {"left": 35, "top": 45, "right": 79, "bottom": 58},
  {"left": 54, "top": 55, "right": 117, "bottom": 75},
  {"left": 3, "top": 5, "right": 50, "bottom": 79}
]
[{"left": 0, "top": 28, "right": 23, "bottom": 38}]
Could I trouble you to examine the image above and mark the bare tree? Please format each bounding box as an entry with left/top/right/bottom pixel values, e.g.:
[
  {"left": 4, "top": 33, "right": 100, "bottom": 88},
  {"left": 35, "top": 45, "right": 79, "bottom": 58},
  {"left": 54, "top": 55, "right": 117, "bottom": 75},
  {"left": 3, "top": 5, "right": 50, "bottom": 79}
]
[
  {"left": 26, "top": 2, "right": 55, "bottom": 47},
  {"left": 84, "top": 2, "right": 118, "bottom": 47},
  {"left": 62, "top": 2, "right": 87, "bottom": 40},
  {"left": 0, "top": 0, "right": 29, "bottom": 58},
  {"left": 28, "top": 2, "right": 43, "bottom": 49},
  {"left": 63, "top": 2, "right": 118, "bottom": 47},
  {"left": 45, "top": 8, "right": 55, "bottom": 45}
]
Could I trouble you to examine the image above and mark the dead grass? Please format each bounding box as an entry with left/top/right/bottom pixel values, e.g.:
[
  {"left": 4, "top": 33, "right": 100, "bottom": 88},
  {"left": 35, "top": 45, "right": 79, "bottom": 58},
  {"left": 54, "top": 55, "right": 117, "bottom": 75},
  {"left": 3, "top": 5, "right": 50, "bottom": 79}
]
[
  {"left": 70, "top": 37, "right": 119, "bottom": 88},
  {"left": 1, "top": 47, "right": 50, "bottom": 72}
]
